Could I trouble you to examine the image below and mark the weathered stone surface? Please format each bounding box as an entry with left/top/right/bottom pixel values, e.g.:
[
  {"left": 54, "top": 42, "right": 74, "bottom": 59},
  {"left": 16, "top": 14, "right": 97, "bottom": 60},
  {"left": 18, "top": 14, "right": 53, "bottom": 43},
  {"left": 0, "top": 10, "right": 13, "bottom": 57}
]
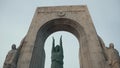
[
  {"left": 16, "top": 5, "right": 107, "bottom": 68},
  {"left": 3, "top": 44, "right": 18, "bottom": 68},
  {"left": 105, "top": 43, "right": 120, "bottom": 68},
  {"left": 4, "top": 5, "right": 120, "bottom": 68}
]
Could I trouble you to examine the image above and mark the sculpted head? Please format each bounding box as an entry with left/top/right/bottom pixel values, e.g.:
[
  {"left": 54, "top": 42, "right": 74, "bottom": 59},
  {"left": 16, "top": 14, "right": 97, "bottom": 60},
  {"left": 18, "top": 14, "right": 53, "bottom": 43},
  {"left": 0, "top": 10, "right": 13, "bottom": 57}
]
[
  {"left": 109, "top": 43, "right": 114, "bottom": 49},
  {"left": 12, "top": 44, "right": 16, "bottom": 50},
  {"left": 55, "top": 45, "right": 60, "bottom": 52}
]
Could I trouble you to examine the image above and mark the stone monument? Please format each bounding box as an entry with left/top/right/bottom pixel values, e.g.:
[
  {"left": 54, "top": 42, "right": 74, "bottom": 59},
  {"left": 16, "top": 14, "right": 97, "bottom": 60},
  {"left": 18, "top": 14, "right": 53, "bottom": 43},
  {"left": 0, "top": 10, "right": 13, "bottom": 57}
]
[{"left": 3, "top": 5, "right": 120, "bottom": 68}]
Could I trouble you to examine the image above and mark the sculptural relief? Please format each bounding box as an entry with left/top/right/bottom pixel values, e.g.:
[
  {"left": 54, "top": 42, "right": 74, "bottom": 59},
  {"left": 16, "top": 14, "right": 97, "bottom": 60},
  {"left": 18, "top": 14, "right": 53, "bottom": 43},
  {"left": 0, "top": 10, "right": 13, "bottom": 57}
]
[
  {"left": 3, "top": 44, "right": 18, "bottom": 68},
  {"left": 106, "top": 43, "right": 120, "bottom": 68},
  {"left": 98, "top": 36, "right": 120, "bottom": 68}
]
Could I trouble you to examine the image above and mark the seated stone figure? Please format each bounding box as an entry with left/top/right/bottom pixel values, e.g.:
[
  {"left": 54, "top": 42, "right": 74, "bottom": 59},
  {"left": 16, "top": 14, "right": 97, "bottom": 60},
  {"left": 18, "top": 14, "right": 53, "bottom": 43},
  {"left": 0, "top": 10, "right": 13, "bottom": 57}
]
[
  {"left": 51, "top": 36, "right": 64, "bottom": 68},
  {"left": 3, "top": 44, "right": 18, "bottom": 68},
  {"left": 106, "top": 43, "right": 120, "bottom": 68}
]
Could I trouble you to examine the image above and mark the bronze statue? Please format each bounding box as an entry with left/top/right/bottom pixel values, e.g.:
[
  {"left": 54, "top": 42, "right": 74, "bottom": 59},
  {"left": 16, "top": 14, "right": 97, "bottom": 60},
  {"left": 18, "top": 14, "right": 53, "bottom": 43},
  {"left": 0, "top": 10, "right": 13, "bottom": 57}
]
[
  {"left": 106, "top": 43, "right": 120, "bottom": 68},
  {"left": 3, "top": 44, "right": 18, "bottom": 68},
  {"left": 51, "top": 36, "right": 64, "bottom": 68}
]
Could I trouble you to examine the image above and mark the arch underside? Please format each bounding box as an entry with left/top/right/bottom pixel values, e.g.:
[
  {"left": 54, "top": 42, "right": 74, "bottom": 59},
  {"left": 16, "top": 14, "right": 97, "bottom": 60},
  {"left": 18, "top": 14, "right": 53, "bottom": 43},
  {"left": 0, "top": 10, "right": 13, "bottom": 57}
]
[{"left": 30, "top": 18, "right": 86, "bottom": 68}]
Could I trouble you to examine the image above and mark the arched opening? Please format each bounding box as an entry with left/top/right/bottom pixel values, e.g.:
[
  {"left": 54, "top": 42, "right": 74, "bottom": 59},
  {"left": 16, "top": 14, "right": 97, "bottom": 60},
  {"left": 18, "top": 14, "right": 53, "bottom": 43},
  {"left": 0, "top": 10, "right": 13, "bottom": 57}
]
[
  {"left": 30, "top": 18, "right": 87, "bottom": 68},
  {"left": 44, "top": 31, "right": 80, "bottom": 68},
  {"left": 17, "top": 6, "right": 107, "bottom": 68}
]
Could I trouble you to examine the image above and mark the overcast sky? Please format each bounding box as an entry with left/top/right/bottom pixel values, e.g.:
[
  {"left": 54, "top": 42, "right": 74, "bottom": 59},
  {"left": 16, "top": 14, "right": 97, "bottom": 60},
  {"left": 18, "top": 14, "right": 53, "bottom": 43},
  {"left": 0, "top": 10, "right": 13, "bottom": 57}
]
[{"left": 0, "top": 0, "right": 120, "bottom": 68}]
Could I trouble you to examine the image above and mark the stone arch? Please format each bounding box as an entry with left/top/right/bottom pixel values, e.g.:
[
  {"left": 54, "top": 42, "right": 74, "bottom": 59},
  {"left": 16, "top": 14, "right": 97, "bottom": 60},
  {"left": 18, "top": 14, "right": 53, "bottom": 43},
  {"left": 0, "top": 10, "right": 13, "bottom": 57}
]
[
  {"left": 30, "top": 18, "right": 87, "bottom": 68},
  {"left": 17, "top": 6, "right": 107, "bottom": 68}
]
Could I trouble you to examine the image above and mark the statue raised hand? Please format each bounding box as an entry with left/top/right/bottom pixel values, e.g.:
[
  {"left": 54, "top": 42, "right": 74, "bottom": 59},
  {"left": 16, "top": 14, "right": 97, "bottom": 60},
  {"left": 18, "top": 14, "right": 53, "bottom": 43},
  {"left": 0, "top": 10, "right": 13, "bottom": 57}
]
[{"left": 51, "top": 36, "right": 64, "bottom": 68}]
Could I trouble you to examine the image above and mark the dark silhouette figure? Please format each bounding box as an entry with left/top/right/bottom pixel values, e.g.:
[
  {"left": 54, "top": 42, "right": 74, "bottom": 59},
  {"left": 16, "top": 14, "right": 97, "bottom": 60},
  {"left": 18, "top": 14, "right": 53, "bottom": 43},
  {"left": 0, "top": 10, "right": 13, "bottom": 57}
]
[{"left": 51, "top": 36, "right": 64, "bottom": 68}]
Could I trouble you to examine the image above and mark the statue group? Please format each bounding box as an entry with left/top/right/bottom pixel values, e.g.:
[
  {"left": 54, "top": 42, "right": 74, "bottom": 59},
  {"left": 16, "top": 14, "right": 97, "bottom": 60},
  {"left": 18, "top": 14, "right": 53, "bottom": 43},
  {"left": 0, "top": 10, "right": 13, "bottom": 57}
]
[
  {"left": 3, "top": 36, "right": 120, "bottom": 68},
  {"left": 51, "top": 36, "right": 64, "bottom": 68}
]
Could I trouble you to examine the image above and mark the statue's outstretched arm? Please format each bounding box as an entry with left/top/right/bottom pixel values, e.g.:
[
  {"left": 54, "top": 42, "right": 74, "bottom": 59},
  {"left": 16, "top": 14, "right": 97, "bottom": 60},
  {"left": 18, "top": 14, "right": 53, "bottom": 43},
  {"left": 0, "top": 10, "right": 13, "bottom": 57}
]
[
  {"left": 60, "top": 36, "right": 63, "bottom": 53},
  {"left": 52, "top": 37, "right": 55, "bottom": 52}
]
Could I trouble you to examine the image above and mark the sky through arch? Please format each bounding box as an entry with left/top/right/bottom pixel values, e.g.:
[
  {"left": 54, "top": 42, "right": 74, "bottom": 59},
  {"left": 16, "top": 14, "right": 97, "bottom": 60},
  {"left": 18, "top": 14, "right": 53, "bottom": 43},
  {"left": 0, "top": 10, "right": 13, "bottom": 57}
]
[{"left": 44, "top": 31, "right": 80, "bottom": 68}]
